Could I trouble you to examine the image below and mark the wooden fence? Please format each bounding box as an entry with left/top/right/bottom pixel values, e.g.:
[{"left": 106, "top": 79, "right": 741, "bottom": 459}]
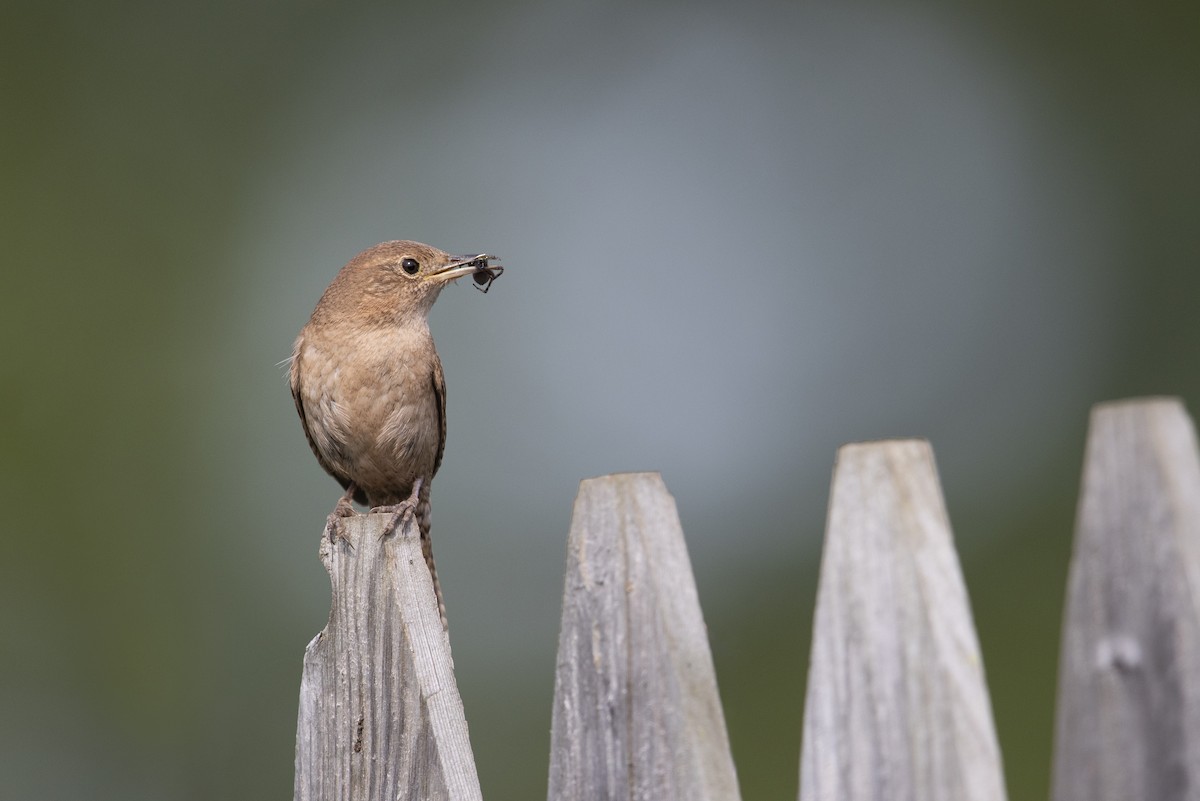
[{"left": 294, "top": 396, "right": 1200, "bottom": 801}]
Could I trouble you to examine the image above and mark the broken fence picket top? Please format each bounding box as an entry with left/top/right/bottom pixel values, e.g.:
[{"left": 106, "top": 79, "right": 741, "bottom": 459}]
[
  {"left": 294, "top": 514, "right": 481, "bottom": 801},
  {"left": 293, "top": 396, "right": 1200, "bottom": 801}
]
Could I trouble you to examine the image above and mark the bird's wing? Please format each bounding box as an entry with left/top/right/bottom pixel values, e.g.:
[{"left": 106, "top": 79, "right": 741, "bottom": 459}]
[
  {"left": 290, "top": 338, "right": 354, "bottom": 496},
  {"left": 431, "top": 354, "right": 447, "bottom": 478}
]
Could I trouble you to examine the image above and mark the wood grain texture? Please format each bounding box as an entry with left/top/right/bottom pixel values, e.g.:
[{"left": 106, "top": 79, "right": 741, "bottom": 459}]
[
  {"left": 294, "top": 513, "right": 481, "bottom": 801},
  {"left": 799, "top": 440, "right": 1006, "bottom": 801},
  {"left": 1052, "top": 397, "right": 1200, "bottom": 801},
  {"left": 547, "top": 472, "right": 741, "bottom": 801}
]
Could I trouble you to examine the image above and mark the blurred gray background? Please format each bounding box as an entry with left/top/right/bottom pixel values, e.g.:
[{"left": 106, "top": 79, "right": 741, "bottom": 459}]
[{"left": 3, "top": 0, "right": 1197, "bottom": 798}]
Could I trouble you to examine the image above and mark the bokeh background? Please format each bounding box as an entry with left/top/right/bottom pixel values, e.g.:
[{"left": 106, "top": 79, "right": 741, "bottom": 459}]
[{"left": 3, "top": 1, "right": 1198, "bottom": 798}]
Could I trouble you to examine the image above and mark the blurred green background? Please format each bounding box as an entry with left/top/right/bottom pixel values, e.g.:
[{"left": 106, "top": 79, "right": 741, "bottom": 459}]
[{"left": 3, "top": 0, "right": 1198, "bottom": 798}]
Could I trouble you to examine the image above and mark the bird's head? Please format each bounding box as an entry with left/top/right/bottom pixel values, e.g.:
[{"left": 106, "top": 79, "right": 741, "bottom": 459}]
[{"left": 312, "top": 240, "right": 500, "bottom": 327}]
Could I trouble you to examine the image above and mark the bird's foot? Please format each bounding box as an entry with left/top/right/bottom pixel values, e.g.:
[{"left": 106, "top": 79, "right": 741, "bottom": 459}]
[
  {"left": 372, "top": 478, "right": 424, "bottom": 540},
  {"left": 324, "top": 491, "right": 358, "bottom": 545}
]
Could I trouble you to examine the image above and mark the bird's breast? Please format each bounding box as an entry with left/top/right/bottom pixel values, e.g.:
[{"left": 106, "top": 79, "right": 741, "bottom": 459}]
[{"left": 297, "top": 324, "right": 442, "bottom": 502}]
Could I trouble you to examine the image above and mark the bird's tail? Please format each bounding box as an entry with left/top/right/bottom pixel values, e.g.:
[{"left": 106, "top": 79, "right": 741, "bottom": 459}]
[{"left": 416, "top": 483, "right": 449, "bottom": 631}]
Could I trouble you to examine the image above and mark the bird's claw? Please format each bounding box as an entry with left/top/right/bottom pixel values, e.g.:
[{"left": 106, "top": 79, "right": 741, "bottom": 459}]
[
  {"left": 325, "top": 494, "right": 357, "bottom": 546},
  {"left": 373, "top": 502, "right": 416, "bottom": 540},
  {"left": 372, "top": 478, "right": 424, "bottom": 540}
]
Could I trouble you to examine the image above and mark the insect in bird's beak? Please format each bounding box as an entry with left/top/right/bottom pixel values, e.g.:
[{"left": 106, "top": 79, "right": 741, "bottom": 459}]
[{"left": 464, "top": 254, "right": 503, "bottom": 293}]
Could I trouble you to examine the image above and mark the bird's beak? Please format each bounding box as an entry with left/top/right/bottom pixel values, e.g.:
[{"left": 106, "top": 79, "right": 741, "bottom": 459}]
[
  {"left": 429, "top": 253, "right": 503, "bottom": 289},
  {"left": 427, "top": 256, "right": 492, "bottom": 284}
]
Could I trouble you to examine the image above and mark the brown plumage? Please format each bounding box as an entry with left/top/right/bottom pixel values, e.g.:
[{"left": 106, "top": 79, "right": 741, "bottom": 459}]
[{"left": 289, "top": 240, "right": 501, "bottom": 627}]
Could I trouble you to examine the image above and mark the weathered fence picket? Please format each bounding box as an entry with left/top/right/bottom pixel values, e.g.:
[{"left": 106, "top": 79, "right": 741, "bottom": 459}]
[
  {"left": 291, "top": 396, "right": 1200, "bottom": 801},
  {"left": 1052, "top": 397, "right": 1200, "bottom": 801},
  {"left": 294, "top": 514, "right": 481, "bottom": 801},
  {"left": 547, "top": 472, "right": 741, "bottom": 801},
  {"left": 799, "top": 439, "right": 1007, "bottom": 801}
]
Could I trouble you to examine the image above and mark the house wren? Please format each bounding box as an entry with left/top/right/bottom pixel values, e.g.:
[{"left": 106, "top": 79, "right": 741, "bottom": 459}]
[{"left": 289, "top": 240, "right": 502, "bottom": 626}]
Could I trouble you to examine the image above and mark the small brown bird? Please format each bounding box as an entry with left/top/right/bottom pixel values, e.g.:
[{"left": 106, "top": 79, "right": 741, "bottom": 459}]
[{"left": 289, "top": 240, "right": 502, "bottom": 626}]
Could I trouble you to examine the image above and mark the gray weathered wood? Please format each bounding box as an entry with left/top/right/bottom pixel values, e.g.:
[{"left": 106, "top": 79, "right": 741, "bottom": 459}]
[
  {"left": 547, "top": 472, "right": 742, "bottom": 801},
  {"left": 294, "top": 513, "right": 481, "bottom": 801},
  {"left": 799, "top": 440, "right": 1007, "bottom": 801},
  {"left": 1052, "top": 397, "right": 1200, "bottom": 801}
]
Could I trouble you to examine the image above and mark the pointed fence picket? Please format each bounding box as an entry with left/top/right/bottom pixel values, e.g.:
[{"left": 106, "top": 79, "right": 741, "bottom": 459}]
[{"left": 293, "top": 396, "right": 1200, "bottom": 801}]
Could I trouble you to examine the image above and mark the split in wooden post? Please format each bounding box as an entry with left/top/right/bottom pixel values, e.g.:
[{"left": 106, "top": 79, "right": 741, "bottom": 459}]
[{"left": 294, "top": 513, "right": 481, "bottom": 801}]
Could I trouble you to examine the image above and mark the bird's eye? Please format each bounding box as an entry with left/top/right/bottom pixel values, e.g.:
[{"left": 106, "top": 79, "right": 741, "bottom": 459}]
[{"left": 401, "top": 258, "right": 420, "bottom": 275}]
